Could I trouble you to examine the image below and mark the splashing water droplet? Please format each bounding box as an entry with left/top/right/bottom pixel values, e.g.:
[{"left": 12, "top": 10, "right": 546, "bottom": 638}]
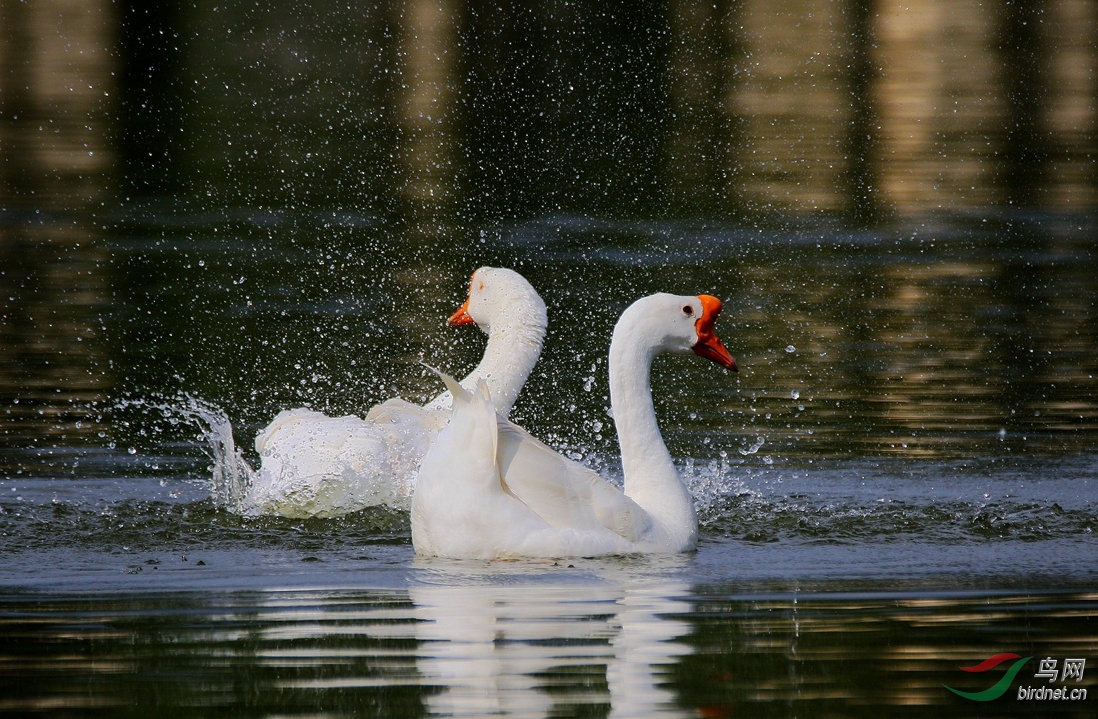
[
  {"left": 791, "top": 390, "right": 800, "bottom": 400},
  {"left": 739, "top": 436, "right": 765, "bottom": 455},
  {"left": 113, "top": 394, "right": 256, "bottom": 512},
  {"left": 785, "top": 345, "right": 796, "bottom": 353}
]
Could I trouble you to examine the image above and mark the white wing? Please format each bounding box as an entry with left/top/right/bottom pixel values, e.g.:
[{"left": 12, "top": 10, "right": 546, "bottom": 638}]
[
  {"left": 249, "top": 401, "right": 442, "bottom": 516},
  {"left": 413, "top": 370, "right": 643, "bottom": 558},
  {"left": 495, "top": 417, "right": 651, "bottom": 542}
]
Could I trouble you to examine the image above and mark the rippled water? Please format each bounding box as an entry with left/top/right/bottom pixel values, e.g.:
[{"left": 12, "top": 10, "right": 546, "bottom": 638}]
[
  {"left": 3, "top": 452, "right": 1096, "bottom": 586},
  {"left": 4, "top": 471, "right": 1098, "bottom": 719},
  {"left": 7, "top": 576, "right": 1094, "bottom": 718},
  {"left": 5, "top": 0, "right": 1098, "bottom": 712},
  {"left": 3, "top": 208, "right": 1097, "bottom": 714}
]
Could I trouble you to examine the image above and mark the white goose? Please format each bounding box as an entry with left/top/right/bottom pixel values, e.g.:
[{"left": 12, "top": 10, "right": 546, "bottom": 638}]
[
  {"left": 412, "top": 292, "right": 737, "bottom": 558},
  {"left": 245, "top": 267, "right": 547, "bottom": 517}
]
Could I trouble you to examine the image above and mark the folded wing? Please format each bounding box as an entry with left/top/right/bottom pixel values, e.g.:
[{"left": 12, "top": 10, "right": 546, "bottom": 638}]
[{"left": 495, "top": 418, "right": 651, "bottom": 542}]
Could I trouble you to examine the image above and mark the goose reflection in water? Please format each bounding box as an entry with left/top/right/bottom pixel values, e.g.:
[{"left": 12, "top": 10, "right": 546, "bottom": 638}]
[{"left": 410, "top": 560, "right": 695, "bottom": 718}]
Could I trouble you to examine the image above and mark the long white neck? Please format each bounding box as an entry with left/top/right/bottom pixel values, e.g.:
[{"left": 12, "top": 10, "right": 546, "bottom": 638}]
[
  {"left": 427, "top": 299, "right": 547, "bottom": 417},
  {"left": 609, "top": 316, "right": 697, "bottom": 550}
]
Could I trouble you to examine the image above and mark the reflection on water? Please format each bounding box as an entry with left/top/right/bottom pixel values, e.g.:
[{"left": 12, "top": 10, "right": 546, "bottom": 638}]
[
  {"left": 0, "top": 0, "right": 115, "bottom": 205},
  {"left": 3, "top": 5, "right": 1097, "bottom": 717},
  {"left": 409, "top": 564, "right": 693, "bottom": 717},
  {"left": 0, "top": 227, "right": 110, "bottom": 454},
  {"left": 0, "top": 576, "right": 1094, "bottom": 717},
  {"left": 5, "top": 1, "right": 1095, "bottom": 215},
  {"left": 395, "top": 0, "right": 459, "bottom": 216},
  {"left": 2, "top": 215, "right": 1097, "bottom": 467},
  {"left": 675, "top": 588, "right": 1098, "bottom": 714},
  {"left": 158, "top": 0, "right": 1096, "bottom": 217},
  {"left": 1, "top": 0, "right": 115, "bottom": 449},
  {"left": 3, "top": 0, "right": 1097, "bottom": 462}
]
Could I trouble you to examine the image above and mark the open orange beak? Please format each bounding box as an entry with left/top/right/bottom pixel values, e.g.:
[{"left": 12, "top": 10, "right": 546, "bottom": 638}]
[
  {"left": 692, "top": 294, "right": 737, "bottom": 371},
  {"left": 448, "top": 274, "right": 477, "bottom": 326},
  {"left": 448, "top": 296, "right": 474, "bottom": 326}
]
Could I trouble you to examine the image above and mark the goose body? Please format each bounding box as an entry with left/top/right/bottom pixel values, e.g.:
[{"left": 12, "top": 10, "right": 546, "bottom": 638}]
[
  {"left": 245, "top": 267, "right": 547, "bottom": 517},
  {"left": 412, "top": 292, "right": 736, "bottom": 558}
]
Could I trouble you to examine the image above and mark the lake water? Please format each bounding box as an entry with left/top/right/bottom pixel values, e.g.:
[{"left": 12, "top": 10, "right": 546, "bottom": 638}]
[
  {"left": 3, "top": 1, "right": 1098, "bottom": 716},
  {"left": 2, "top": 212, "right": 1096, "bottom": 717}
]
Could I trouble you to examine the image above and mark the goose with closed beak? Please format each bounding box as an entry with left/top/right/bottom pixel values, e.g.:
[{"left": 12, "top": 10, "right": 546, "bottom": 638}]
[{"left": 412, "top": 292, "right": 736, "bottom": 558}]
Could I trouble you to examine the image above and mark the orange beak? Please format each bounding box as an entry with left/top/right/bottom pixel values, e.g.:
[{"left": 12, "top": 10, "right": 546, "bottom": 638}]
[
  {"left": 692, "top": 295, "right": 737, "bottom": 371},
  {"left": 449, "top": 273, "right": 477, "bottom": 326},
  {"left": 448, "top": 296, "right": 474, "bottom": 326}
]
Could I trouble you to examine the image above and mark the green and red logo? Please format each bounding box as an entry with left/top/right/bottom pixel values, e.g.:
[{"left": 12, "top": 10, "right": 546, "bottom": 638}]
[{"left": 944, "top": 653, "right": 1032, "bottom": 701}]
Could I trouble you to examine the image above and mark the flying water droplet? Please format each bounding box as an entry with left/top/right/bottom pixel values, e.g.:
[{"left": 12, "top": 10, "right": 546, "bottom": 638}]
[{"left": 739, "top": 436, "right": 765, "bottom": 455}]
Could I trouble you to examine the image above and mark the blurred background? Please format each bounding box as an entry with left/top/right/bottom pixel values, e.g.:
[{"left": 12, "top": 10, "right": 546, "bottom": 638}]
[
  {"left": 3, "top": 8, "right": 1096, "bottom": 716},
  {"left": 1, "top": 0, "right": 1096, "bottom": 463},
  {"left": 3, "top": 0, "right": 1095, "bottom": 217}
]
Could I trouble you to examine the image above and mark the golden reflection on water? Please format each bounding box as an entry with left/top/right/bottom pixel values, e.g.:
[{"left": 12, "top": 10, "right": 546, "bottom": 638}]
[
  {"left": 2, "top": 2, "right": 1097, "bottom": 458},
  {"left": 6, "top": 0, "right": 1093, "bottom": 216},
  {"left": 718, "top": 236, "right": 1098, "bottom": 458},
  {"left": 0, "top": 0, "right": 115, "bottom": 442},
  {"left": 0, "top": 0, "right": 115, "bottom": 205},
  {"left": 677, "top": 590, "right": 1098, "bottom": 712},
  {"left": 0, "top": 217, "right": 111, "bottom": 447},
  {"left": 395, "top": 0, "right": 459, "bottom": 213},
  {"left": 3, "top": 583, "right": 1094, "bottom": 716}
]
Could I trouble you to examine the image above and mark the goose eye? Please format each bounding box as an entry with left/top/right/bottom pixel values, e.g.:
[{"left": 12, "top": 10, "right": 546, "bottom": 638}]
[{"left": 682, "top": 305, "right": 694, "bottom": 317}]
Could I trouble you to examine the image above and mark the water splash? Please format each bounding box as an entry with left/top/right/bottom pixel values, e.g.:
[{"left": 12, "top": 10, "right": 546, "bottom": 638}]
[
  {"left": 739, "top": 436, "right": 765, "bottom": 456},
  {"left": 113, "top": 394, "right": 256, "bottom": 513},
  {"left": 681, "top": 456, "right": 752, "bottom": 525}
]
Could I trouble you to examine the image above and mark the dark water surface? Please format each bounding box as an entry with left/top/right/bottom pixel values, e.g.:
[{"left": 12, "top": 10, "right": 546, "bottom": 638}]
[
  {"left": 2, "top": 214, "right": 1096, "bottom": 717},
  {"left": 3, "top": 0, "right": 1098, "bottom": 716}
]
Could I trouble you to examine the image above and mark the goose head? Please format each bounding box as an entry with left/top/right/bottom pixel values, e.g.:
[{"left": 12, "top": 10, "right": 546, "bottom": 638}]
[
  {"left": 617, "top": 293, "right": 737, "bottom": 371},
  {"left": 448, "top": 267, "right": 547, "bottom": 336}
]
